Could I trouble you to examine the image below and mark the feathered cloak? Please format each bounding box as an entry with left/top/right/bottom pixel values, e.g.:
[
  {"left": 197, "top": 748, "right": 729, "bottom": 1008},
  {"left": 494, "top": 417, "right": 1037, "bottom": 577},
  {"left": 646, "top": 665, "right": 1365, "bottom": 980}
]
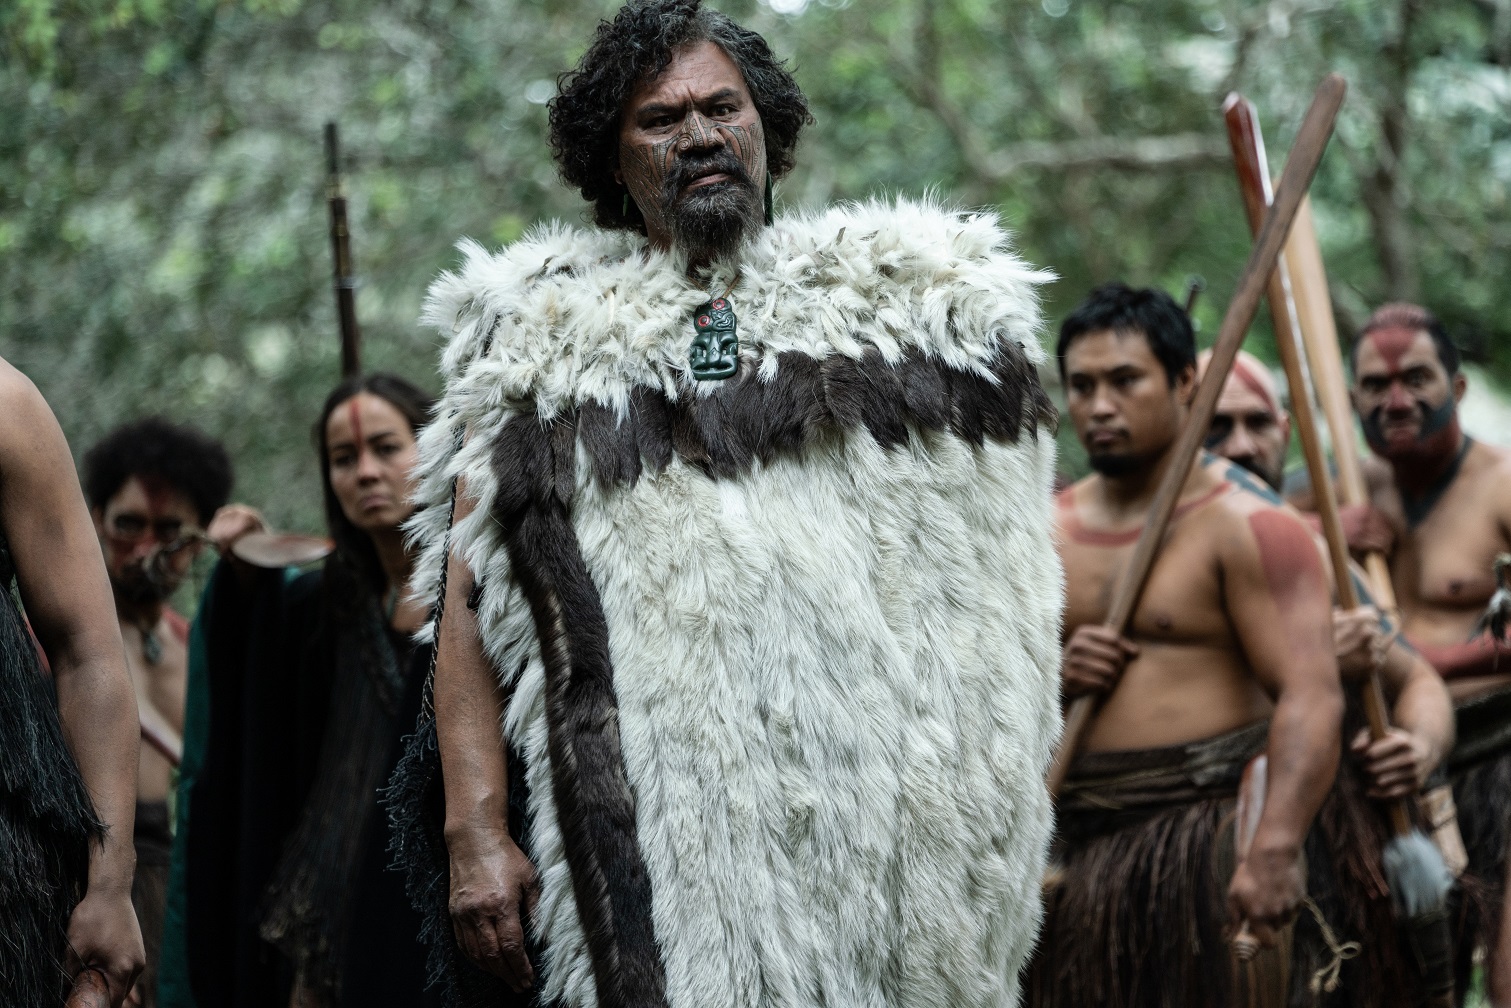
[{"left": 407, "top": 198, "right": 1065, "bottom": 1008}]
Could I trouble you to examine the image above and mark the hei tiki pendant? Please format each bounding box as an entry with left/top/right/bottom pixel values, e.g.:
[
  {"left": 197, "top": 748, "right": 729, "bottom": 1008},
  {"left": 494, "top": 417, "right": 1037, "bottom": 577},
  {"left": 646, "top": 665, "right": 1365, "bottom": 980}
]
[{"left": 689, "top": 297, "right": 739, "bottom": 381}]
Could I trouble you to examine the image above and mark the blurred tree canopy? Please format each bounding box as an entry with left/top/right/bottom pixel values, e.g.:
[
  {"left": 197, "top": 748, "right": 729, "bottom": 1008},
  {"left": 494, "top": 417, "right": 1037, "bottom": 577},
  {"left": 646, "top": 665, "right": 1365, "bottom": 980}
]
[{"left": 3, "top": 0, "right": 1509, "bottom": 532}]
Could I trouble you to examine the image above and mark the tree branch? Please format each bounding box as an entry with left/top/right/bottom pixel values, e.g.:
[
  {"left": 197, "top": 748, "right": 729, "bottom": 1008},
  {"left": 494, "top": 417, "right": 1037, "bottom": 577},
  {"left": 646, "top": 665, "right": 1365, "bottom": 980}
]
[{"left": 982, "top": 133, "right": 1230, "bottom": 179}]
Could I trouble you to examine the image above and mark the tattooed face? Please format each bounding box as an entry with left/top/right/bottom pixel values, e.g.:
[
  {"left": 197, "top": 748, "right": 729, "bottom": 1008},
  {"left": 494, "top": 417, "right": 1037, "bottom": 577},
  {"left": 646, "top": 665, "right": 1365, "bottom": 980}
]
[{"left": 617, "top": 41, "right": 767, "bottom": 263}]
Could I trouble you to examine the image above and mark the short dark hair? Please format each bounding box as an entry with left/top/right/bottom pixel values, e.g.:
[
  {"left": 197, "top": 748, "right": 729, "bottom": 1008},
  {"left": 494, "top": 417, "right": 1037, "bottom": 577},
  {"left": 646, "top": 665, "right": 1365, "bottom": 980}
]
[
  {"left": 81, "top": 418, "right": 233, "bottom": 525},
  {"left": 548, "top": 0, "right": 812, "bottom": 234},
  {"left": 1351, "top": 303, "right": 1460, "bottom": 376},
  {"left": 1057, "top": 282, "right": 1196, "bottom": 386}
]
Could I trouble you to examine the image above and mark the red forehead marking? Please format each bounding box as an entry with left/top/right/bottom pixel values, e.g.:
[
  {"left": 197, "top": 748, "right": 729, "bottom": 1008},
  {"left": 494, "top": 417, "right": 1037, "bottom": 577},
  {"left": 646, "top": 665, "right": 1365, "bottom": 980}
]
[
  {"left": 1367, "top": 326, "right": 1419, "bottom": 371},
  {"left": 347, "top": 397, "right": 364, "bottom": 454},
  {"left": 1230, "top": 359, "right": 1278, "bottom": 414}
]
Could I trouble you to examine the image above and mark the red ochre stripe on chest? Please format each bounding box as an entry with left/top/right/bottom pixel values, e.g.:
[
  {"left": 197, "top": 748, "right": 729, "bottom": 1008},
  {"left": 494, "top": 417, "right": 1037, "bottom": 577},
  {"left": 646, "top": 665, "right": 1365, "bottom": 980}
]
[{"left": 1058, "top": 481, "right": 1232, "bottom": 547}]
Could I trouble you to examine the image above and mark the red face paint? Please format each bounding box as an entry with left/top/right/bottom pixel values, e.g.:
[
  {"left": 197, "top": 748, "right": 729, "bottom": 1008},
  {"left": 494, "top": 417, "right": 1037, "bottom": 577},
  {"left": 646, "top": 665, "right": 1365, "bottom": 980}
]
[
  {"left": 1366, "top": 326, "right": 1420, "bottom": 373},
  {"left": 346, "top": 397, "right": 364, "bottom": 463},
  {"left": 1230, "top": 359, "right": 1278, "bottom": 415},
  {"left": 138, "top": 474, "right": 175, "bottom": 520},
  {"left": 1246, "top": 509, "right": 1327, "bottom": 615}
]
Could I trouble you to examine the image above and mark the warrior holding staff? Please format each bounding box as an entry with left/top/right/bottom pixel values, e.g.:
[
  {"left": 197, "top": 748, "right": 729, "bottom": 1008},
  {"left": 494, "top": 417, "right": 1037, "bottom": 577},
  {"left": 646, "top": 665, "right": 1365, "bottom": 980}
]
[
  {"left": 1029, "top": 284, "right": 1343, "bottom": 1007},
  {"left": 1295, "top": 303, "right": 1511, "bottom": 1001}
]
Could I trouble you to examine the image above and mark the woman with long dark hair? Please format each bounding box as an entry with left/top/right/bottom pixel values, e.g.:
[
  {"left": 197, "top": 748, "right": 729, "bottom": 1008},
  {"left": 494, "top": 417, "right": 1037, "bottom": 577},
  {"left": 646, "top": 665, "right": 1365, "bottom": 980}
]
[{"left": 160, "top": 373, "right": 441, "bottom": 1008}]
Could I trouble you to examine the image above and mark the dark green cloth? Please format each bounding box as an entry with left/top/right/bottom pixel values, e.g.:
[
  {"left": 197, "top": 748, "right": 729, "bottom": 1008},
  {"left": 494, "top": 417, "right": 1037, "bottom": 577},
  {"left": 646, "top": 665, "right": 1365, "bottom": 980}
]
[{"left": 160, "top": 561, "right": 439, "bottom": 1008}]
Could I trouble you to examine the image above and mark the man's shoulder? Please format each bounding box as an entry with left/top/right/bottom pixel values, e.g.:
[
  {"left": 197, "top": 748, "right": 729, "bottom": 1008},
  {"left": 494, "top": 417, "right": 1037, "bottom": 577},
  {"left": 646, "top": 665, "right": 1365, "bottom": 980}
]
[
  {"left": 0, "top": 360, "right": 50, "bottom": 433},
  {"left": 1467, "top": 438, "right": 1511, "bottom": 487}
]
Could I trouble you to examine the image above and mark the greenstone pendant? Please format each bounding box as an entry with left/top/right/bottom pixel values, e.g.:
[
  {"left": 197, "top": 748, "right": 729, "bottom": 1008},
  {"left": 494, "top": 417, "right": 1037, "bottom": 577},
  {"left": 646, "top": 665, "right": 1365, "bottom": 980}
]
[{"left": 689, "top": 297, "right": 739, "bottom": 381}]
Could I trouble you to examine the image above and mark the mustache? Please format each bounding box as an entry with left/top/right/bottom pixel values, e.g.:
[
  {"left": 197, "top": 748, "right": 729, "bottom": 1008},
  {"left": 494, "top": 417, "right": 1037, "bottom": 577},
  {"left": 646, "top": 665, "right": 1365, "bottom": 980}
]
[{"left": 663, "top": 150, "right": 753, "bottom": 200}]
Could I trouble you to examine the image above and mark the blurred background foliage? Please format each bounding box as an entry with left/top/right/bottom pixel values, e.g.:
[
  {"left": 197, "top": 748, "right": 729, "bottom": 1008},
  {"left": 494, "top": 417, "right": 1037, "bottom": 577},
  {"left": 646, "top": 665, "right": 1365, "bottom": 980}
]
[{"left": 3, "top": 0, "right": 1509, "bottom": 533}]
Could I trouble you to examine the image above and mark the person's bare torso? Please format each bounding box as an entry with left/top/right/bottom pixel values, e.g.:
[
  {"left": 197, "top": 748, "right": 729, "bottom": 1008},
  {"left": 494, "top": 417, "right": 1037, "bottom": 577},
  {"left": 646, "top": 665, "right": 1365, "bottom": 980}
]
[
  {"left": 1366, "top": 442, "right": 1511, "bottom": 701},
  {"left": 1057, "top": 476, "right": 1273, "bottom": 752},
  {"left": 121, "top": 611, "right": 187, "bottom": 802}
]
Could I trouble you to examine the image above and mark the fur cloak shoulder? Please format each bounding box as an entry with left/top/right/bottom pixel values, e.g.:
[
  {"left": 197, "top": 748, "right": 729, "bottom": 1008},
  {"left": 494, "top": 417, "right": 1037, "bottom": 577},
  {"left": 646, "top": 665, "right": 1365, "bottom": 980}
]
[{"left": 408, "top": 197, "right": 1065, "bottom": 1008}]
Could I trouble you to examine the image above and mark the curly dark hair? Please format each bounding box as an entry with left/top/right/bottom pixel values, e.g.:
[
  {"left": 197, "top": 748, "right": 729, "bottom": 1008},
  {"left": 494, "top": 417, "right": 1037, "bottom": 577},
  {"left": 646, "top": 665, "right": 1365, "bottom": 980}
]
[
  {"left": 549, "top": 0, "right": 813, "bottom": 234},
  {"left": 82, "top": 417, "right": 233, "bottom": 525}
]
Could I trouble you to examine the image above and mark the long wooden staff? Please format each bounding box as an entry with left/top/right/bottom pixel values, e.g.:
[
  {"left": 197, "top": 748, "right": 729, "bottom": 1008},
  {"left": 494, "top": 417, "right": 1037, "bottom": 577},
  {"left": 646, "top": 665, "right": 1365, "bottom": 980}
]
[
  {"left": 1225, "top": 93, "right": 1454, "bottom": 1007},
  {"left": 326, "top": 122, "right": 362, "bottom": 378},
  {"left": 1046, "top": 74, "right": 1348, "bottom": 794},
  {"left": 1284, "top": 197, "right": 1400, "bottom": 615},
  {"left": 1223, "top": 92, "right": 1407, "bottom": 830}
]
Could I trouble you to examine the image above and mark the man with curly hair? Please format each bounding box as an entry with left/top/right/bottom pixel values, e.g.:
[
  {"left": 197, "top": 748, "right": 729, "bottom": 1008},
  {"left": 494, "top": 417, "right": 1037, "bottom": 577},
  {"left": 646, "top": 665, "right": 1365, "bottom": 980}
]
[
  {"left": 81, "top": 417, "right": 235, "bottom": 1008},
  {"left": 390, "top": 3, "right": 1063, "bottom": 1007}
]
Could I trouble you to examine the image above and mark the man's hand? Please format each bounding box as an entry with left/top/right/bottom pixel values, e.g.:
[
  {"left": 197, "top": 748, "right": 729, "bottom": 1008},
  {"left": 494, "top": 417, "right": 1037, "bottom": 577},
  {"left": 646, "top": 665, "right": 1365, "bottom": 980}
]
[
  {"left": 205, "top": 503, "right": 266, "bottom": 555},
  {"left": 1351, "top": 726, "right": 1432, "bottom": 800},
  {"left": 1226, "top": 844, "right": 1304, "bottom": 948},
  {"left": 1339, "top": 503, "right": 1395, "bottom": 558},
  {"left": 65, "top": 887, "right": 145, "bottom": 1007},
  {"left": 1060, "top": 626, "right": 1140, "bottom": 697},
  {"left": 447, "top": 828, "right": 539, "bottom": 992},
  {"left": 1334, "top": 606, "right": 1388, "bottom": 683}
]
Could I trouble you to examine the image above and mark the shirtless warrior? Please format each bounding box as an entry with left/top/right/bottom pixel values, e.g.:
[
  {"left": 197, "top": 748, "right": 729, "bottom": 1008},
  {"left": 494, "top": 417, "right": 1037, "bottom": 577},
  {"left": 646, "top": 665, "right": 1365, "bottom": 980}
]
[
  {"left": 1330, "top": 303, "right": 1511, "bottom": 1001},
  {"left": 1029, "top": 283, "right": 1343, "bottom": 1007},
  {"left": 81, "top": 419, "right": 235, "bottom": 1007},
  {"left": 1201, "top": 349, "right": 1453, "bottom": 807}
]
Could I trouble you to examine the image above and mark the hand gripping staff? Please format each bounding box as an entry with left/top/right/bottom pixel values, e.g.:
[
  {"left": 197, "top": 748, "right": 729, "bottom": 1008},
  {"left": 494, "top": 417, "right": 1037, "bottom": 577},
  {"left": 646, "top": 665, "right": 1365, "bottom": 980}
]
[
  {"left": 1045, "top": 74, "right": 1348, "bottom": 796},
  {"left": 1224, "top": 92, "right": 1455, "bottom": 1008}
]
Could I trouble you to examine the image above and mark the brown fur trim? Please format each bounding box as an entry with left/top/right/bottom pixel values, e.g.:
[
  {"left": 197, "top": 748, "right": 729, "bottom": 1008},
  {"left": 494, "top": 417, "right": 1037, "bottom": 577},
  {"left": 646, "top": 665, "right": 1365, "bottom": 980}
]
[
  {"left": 489, "top": 416, "right": 668, "bottom": 1008},
  {"left": 559, "top": 343, "right": 1053, "bottom": 486}
]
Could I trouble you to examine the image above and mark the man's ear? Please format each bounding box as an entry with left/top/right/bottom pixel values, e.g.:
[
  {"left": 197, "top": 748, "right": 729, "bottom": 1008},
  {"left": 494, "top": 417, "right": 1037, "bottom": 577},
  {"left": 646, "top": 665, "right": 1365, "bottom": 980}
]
[
  {"left": 1453, "top": 371, "right": 1468, "bottom": 404},
  {"left": 1174, "top": 363, "right": 1197, "bottom": 406},
  {"left": 1278, "top": 412, "right": 1292, "bottom": 445},
  {"left": 89, "top": 506, "right": 106, "bottom": 536}
]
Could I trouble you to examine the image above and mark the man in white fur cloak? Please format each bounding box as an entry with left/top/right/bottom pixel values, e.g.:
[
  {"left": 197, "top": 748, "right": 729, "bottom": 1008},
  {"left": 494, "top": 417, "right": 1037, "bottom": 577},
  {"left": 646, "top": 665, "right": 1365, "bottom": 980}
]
[{"left": 385, "top": 3, "right": 1063, "bottom": 1006}]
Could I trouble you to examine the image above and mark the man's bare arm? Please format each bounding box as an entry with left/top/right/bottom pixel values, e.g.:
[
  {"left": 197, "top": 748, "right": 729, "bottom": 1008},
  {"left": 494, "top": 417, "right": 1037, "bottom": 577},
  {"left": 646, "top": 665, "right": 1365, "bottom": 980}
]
[
  {"left": 1223, "top": 506, "right": 1343, "bottom": 941},
  {"left": 0, "top": 363, "right": 143, "bottom": 1003},
  {"left": 435, "top": 481, "right": 538, "bottom": 992}
]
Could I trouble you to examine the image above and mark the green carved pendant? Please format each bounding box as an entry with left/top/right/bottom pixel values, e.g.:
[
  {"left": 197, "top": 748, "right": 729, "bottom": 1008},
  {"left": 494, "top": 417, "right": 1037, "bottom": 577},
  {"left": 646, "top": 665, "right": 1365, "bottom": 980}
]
[{"left": 689, "top": 297, "right": 739, "bottom": 381}]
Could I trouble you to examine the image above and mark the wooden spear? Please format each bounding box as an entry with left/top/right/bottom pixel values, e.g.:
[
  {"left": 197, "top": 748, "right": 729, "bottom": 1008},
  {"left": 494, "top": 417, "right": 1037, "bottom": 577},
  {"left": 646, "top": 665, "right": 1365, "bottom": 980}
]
[
  {"left": 1045, "top": 73, "right": 1348, "bottom": 795},
  {"left": 1224, "top": 92, "right": 1454, "bottom": 1007}
]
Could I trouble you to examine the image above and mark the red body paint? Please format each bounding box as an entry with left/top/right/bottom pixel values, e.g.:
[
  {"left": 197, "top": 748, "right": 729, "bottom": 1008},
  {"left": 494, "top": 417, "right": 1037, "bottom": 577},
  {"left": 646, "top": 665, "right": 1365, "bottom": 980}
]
[
  {"left": 1062, "top": 482, "right": 1231, "bottom": 547},
  {"left": 1246, "top": 509, "right": 1326, "bottom": 614},
  {"left": 1230, "top": 358, "right": 1278, "bottom": 414},
  {"left": 1366, "top": 326, "right": 1418, "bottom": 372},
  {"left": 1414, "top": 636, "right": 1511, "bottom": 680}
]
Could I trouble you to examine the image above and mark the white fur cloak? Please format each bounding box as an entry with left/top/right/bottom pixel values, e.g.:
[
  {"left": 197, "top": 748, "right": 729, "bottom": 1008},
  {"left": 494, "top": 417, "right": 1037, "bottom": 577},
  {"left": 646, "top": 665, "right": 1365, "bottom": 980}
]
[{"left": 408, "top": 198, "right": 1064, "bottom": 1008}]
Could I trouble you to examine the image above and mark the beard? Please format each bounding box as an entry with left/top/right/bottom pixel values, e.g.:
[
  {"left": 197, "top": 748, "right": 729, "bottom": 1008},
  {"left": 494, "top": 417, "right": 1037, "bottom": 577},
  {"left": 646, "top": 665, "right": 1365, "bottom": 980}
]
[
  {"left": 662, "top": 150, "right": 763, "bottom": 264},
  {"left": 1362, "top": 396, "right": 1457, "bottom": 460},
  {"left": 111, "top": 562, "right": 178, "bottom": 605},
  {"left": 1086, "top": 449, "right": 1154, "bottom": 478}
]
